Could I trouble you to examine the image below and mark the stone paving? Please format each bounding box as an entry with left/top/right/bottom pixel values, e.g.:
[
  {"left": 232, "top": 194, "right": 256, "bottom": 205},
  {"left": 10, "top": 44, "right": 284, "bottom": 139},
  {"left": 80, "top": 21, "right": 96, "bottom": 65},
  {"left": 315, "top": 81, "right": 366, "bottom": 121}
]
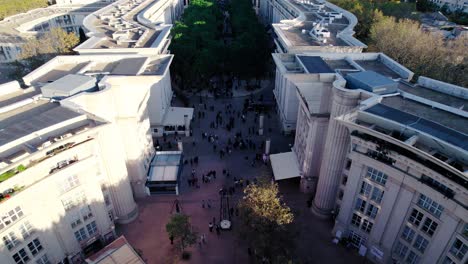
[{"left": 117, "top": 86, "right": 364, "bottom": 264}]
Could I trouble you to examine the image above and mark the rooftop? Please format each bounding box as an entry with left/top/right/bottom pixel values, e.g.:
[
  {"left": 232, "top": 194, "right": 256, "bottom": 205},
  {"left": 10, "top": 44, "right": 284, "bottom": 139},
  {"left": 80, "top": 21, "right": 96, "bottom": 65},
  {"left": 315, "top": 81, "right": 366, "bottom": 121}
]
[
  {"left": 24, "top": 54, "right": 172, "bottom": 86},
  {"left": 0, "top": 101, "right": 83, "bottom": 147},
  {"left": 0, "top": 2, "right": 108, "bottom": 44},
  {"left": 77, "top": 0, "right": 170, "bottom": 50},
  {"left": 379, "top": 96, "right": 468, "bottom": 137},
  {"left": 272, "top": 0, "right": 366, "bottom": 51},
  {"left": 86, "top": 236, "right": 145, "bottom": 264},
  {"left": 297, "top": 55, "right": 334, "bottom": 73}
]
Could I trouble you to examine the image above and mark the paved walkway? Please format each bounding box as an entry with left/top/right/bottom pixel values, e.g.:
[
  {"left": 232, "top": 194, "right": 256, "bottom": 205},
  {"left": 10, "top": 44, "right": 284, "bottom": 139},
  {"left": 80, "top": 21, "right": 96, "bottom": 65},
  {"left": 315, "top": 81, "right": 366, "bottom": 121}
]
[{"left": 117, "top": 86, "right": 364, "bottom": 264}]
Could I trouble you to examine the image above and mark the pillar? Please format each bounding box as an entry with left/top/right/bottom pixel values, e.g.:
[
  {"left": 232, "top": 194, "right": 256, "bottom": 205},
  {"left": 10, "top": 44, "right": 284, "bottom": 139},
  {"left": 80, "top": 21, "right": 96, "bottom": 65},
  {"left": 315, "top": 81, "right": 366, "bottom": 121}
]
[
  {"left": 178, "top": 141, "right": 183, "bottom": 151},
  {"left": 184, "top": 114, "right": 190, "bottom": 137},
  {"left": 265, "top": 138, "right": 271, "bottom": 154},
  {"left": 259, "top": 114, "right": 264, "bottom": 135},
  {"left": 312, "top": 87, "right": 360, "bottom": 218}
]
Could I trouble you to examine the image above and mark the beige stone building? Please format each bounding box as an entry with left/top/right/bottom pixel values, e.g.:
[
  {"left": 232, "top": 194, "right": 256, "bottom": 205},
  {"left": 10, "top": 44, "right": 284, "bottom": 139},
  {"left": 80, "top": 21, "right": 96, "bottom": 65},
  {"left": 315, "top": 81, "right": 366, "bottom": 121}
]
[{"left": 0, "top": 52, "right": 183, "bottom": 263}]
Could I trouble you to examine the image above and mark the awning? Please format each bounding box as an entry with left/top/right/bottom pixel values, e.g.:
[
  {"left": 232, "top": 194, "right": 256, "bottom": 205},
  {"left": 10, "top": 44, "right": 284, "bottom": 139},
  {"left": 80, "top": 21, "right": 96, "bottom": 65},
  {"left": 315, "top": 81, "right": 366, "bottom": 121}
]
[
  {"left": 270, "top": 152, "right": 301, "bottom": 181},
  {"left": 161, "top": 107, "right": 194, "bottom": 126},
  {"left": 148, "top": 166, "right": 178, "bottom": 182}
]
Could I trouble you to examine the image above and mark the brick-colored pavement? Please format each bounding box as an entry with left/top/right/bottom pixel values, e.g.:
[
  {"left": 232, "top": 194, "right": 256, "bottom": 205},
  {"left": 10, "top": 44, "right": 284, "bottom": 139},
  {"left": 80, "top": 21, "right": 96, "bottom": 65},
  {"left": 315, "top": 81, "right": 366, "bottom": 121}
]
[{"left": 117, "top": 87, "right": 364, "bottom": 264}]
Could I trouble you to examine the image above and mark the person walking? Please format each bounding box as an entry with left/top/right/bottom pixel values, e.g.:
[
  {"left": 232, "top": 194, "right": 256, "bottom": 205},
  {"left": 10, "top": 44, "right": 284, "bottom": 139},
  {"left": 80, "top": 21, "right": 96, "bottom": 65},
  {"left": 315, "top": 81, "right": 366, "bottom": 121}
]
[
  {"left": 209, "top": 222, "right": 214, "bottom": 232},
  {"left": 202, "top": 200, "right": 206, "bottom": 208},
  {"left": 201, "top": 234, "right": 206, "bottom": 244},
  {"left": 215, "top": 224, "right": 221, "bottom": 235}
]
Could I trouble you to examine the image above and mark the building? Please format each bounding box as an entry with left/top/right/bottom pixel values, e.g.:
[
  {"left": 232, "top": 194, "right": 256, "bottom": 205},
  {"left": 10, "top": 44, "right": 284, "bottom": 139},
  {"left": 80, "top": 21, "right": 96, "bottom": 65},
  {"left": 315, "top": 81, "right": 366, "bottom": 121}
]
[
  {"left": 0, "top": 2, "right": 110, "bottom": 63},
  {"left": 74, "top": 0, "right": 185, "bottom": 55},
  {"left": 266, "top": 0, "right": 366, "bottom": 132},
  {"left": 270, "top": 51, "right": 468, "bottom": 263},
  {"left": 429, "top": 0, "right": 468, "bottom": 13},
  {"left": 85, "top": 235, "right": 145, "bottom": 264}
]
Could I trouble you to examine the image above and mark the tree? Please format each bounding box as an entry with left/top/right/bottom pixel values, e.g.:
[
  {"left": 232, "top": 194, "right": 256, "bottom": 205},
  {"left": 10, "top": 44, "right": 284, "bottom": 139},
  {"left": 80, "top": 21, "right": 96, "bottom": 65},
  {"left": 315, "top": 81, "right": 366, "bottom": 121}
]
[
  {"left": 369, "top": 16, "right": 468, "bottom": 87},
  {"left": 9, "top": 27, "right": 79, "bottom": 81},
  {"left": 237, "top": 178, "right": 295, "bottom": 263},
  {"left": 166, "top": 214, "right": 197, "bottom": 255}
]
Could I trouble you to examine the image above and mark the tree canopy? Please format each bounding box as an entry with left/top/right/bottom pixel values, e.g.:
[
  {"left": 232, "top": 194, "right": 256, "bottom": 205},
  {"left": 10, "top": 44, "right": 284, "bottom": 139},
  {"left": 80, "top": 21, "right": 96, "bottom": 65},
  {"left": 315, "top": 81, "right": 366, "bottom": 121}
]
[
  {"left": 0, "top": 0, "right": 49, "bottom": 21},
  {"left": 237, "top": 178, "right": 295, "bottom": 263},
  {"left": 165, "top": 214, "right": 197, "bottom": 253},
  {"left": 9, "top": 28, "right": 79, "bottom": 82},
  {"left": 369, "top": 14, "right": 467, "bottom": 87}
]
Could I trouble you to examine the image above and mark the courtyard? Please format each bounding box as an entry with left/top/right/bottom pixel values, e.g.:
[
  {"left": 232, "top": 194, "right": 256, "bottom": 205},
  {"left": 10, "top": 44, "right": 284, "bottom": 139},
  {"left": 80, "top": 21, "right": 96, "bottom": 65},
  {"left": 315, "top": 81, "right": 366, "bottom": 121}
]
[{"left": 117, "top": 85, "right": 365, "bottom": 264}]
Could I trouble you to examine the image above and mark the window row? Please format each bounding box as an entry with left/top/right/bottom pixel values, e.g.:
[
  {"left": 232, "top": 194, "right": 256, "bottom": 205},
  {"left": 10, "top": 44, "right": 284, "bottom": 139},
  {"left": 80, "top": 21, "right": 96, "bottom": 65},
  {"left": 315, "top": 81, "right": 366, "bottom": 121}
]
[
  {"left": 408, "top": 208, "right": 438, "bottom": 236},
  {"left": 365, "top": 167, "right": 388, "bottom": 186},
  {"left": 351, "top": 213, "right": 373, "bottom": 234},
  {"left": 354, "top": 198, "right": 379, "bottom": 219},
  {"left": 0, "top": 206, "right": 24, "bottom": 231},
  {"left": 401, "top": 226, "right": 429, "bottom": 253},
  {"left": 12, "top": 238, "right": 44, "bottom": 264},
  {"left": 70, "top": 205, "right": 94, "bottom": 229},
  {"left": 449, "top": 238, "right": 467, "bottom": 260},
  {"left": 62, "top": 191, "right": 86, "bottom": 211},
  {"left": 359, "top": 181, "right": 384, "bottom": 204},
  {"left": 394, "top": 241, "right": 421, "bottom": 264},
  {"left": 417, "top": 194, "right": 444, "bottom": 218},
  {"left": 57, "top": 175, "right": 80, "bottom": 194},
  {"left": 74, "top": 221, "right": 98, "bottom": 243},
  {"left": 3, "top": 221, "right": 35, "bottom": 250}
]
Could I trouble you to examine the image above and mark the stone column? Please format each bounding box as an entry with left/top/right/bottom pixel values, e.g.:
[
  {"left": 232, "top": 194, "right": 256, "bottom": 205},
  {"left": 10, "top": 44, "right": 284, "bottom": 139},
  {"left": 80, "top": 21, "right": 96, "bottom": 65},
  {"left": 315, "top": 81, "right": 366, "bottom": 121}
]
[
  {"left": 184, "top": 114, "right": 190, "bottom": 137},
  {"left": 258, "top": 114, "right": 264, "bottom": 135},
  {"left": 265, "top": 138, "right": 271, "bottom": 154},
  {"left": 312, "top": 87, "right": 360, "bottom": 218},
  {"left": 178, "top": 141, "right": 183, "bottom": 151}
]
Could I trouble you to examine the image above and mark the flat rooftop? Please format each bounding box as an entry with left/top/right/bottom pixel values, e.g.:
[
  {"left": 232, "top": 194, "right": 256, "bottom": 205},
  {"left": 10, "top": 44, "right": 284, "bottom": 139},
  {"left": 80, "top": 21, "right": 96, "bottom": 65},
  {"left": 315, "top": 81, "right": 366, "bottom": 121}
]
[
  {"left": 0, "top": 3, "right": 108, "bottom": 43},
  {"left": 0, "top": 88, "right": 41, "bottom": 109},
  {"left": 28, "top": 55, "right": 171, "bottom": 85},
  {"left": 0, "top": 101, "right": 83, "bottom": 147},
  {"left": 398, "top": 82, "right": 468, "bottom": 111},
  {"left": 297, "top": 55, "right": 334, "bottom": 73},
  {"left": 86, "top": 236, "right": 145, "bottom": 264},
  {"left": 83, "top": 0, "right": 164, "bottom": 49},
  {"left": 379, "top": 96, "right": 468, "bottom": 141},
  {"left": 274, "top": 0, "right": 353, "bottom": 48}
]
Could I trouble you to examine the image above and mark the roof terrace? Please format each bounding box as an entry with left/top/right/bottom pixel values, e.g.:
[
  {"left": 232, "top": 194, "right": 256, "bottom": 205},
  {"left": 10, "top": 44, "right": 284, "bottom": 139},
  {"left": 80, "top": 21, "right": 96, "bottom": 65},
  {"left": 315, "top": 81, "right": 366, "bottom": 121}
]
[
  {"left": 272, "top": 0, "right": 366, "bottom": 53},
  {"left": 76, "top": 0, "right": 172, "bottom": 52}
]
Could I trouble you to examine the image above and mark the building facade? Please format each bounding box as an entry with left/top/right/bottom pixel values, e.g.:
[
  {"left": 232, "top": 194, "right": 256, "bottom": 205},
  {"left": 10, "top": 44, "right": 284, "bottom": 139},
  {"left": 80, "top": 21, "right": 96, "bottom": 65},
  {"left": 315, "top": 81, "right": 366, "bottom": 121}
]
[{"left": 265, "top": 2, "right": 467, "bottom": 263}]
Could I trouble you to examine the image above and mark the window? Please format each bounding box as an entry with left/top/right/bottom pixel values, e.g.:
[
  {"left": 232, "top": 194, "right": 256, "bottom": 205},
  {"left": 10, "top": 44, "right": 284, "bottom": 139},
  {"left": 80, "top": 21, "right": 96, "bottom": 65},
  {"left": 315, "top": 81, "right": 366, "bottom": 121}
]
[
  {"left": 70, "top": 212, "right": 82, "bottom": 229},
  {"left": 366, "top": 167, "right": 388, "bottom": 186},
  {"left": 449, "top": 238, "right": 467, "bottom": 260},
  {"left": 360, "top": 181, "right": 372, "bottom": 197},
  {"left": 361, "top": 219, "right": 373, "bottom": 233},
  {"left": 349, "top": 230, "right": 366, "bottom": 248},
  {"left": 27, "top": 238, "right": 42, "bottom": 256},
  {"left": 351, "top": 213, "right": 362, "bottom": 227},
  {"left": 3, "top": 232, "right": 20, "bottom": 250},
  {"left": 366, "top": 204, "right": 379, "bottom": 219},
  {"left": 81, "top": 205, "right": 93, "bottom": 221},
  {"left": 442, "top": 256, "right": 455, "bottom": 264},
  {"left": 86, "top": 221, "right": 97, "bottom": 236},
  {"left": 417, "top": 194, "right": 444, "bottom": 217},
  {"left": 108, "top": 210, "right": 114, "bottom": 222},
  {"left": 342, "top": 176, "right": 348, "bottom": 186},
  {"left": 104, "top": 194, "right": 111, "bottom": 206},
  {"left": 421, "top": 218, "right": 438, "bottom": 236},
  {"left": 370, "top": 187, "right": 384, "bottom": 204},
  {"left": 463, "top": 223, "right": 468, "bottom": 238},
  {"left": 20, "top": 221, "right": 35, "bottom": 239},
  {"left": 2, "top": 207, "right": 24, "bottom": 227},
  {"left": 74, "top": 228, "right": 87, "bottom": 242},
  {"left": 408, "top": 209, "right": 424, "bottom": 227},
  {"left": 394, "top": 241, "right": 408, "bottom": 259},
  {"left": 62, "top": 191, "right": 86, "bottom": 211},
  {"left": 405, "top": 250, "right": 420, "bottom": 264},
  {"left": 413, "top": 235, "right": 429, "bottom": 253},
  {"left": 13, "top": 248, "right": 30, "bottom": 264},
  {"left": 58, "top": 175, "right": 79, "bottom": 193},
  {"left": 401, "top": 226, "right": 416, "bottom": 243},
  {"left": 355, "top": 198, "right": 366, "bottom": 213},
  {"left": 36, "top": 254, "right": 50, "bottom": 264}
]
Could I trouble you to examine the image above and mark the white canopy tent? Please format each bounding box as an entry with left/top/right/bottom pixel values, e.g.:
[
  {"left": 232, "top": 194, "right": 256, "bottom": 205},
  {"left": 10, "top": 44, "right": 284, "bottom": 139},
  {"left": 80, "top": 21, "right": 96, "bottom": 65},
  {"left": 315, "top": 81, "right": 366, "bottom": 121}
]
[{"left": 270, "top": 152, "right": 301, "bottom": 181}]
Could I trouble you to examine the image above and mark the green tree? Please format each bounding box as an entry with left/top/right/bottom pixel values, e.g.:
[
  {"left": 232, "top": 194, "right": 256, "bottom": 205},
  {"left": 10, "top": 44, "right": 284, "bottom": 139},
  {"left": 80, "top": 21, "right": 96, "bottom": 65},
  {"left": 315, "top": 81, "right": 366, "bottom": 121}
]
[
  {"left": 9, "top": 27, "right": 79, "bottom": 81},
  {"left": 166, "top": 214, "right": 197, "bottom": 254},
  {"left": 237, "top": 178, "right": 295, "bottom": 263}
]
